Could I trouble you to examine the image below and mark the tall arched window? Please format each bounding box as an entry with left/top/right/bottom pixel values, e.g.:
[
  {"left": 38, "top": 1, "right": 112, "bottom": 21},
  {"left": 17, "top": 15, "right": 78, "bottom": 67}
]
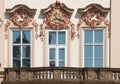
[
  {"left": 78, "top": 4, "right": 110, "bottom": 67},
  {"left": 40, "top": 1, "right": 74, "bottom": 67},
  {"left": 5, "top": 4, "right": 36, "bottom": 67}
]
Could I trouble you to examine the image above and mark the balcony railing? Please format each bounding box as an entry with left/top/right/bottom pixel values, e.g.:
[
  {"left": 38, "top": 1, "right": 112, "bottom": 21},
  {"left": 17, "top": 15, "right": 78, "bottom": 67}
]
[{"left": 3, "top": 67, "right": 120, "bottom": 81}]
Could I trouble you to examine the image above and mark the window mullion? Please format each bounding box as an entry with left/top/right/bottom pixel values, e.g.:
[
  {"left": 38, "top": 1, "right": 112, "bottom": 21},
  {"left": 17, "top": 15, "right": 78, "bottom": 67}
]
[
  {"left": 21, "top": 31, "right": 22, "bottom": 67},
  {"left": 56, "top": 30, "right": 59, "bottom": 66},
  {"left": 93, "top": 30, "right": 95, "bottom": 67}
]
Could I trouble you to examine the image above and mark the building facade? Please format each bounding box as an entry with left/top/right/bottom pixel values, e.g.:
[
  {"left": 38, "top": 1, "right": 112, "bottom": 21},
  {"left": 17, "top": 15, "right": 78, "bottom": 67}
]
[{"left": 0, "top": 0, "right": 120, "bottom": 84}]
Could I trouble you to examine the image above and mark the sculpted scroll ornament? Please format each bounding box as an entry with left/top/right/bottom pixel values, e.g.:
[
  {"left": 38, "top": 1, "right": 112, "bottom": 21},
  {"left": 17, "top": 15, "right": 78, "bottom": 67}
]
[
  {"left": 77, "top": 4, "right": 110, "bottom": 38},
  {"left": 5, "top": 21, "right": 11, "bottom": 39},
  {"left": 40, "top": 1, "right": 75, "bottom": 41},
  {"left": 104, "top": 19, "right": 110, "bottom": 38},
  {"left": 44, "top": 8, "right": 70, "bottom": 29},
  {"left": 5, "top": 4, "right": 36, "bottom": 39},
  {"left": 6, "top": 4, "right": 36, "bottom": 28},
  {"left": 32, "top": 20, "right": 39, "bottom": 39},
  {"left": 10, "top": 6, "right": 32, "bottom": 28},
  {"left": 82, "top": 8, "right": 104, "bottom": 28}
]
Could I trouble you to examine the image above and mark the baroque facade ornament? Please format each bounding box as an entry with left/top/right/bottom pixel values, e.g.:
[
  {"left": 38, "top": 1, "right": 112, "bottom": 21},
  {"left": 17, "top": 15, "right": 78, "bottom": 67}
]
[
  {"left": 40, "top": 1, "right": 75, "bottom": 41},
  {"left": 41, "top": 1, "right": 73, "bottom": 29},
  {"left": 32, "top": 20, "right": 39, "bottom": 39},
  {"left": 6, "top": 4, "right": 36, "bottom": 28},
  {"left": 104, "top": 19, "right": 111, "bottom": 38},
  {"left": 5, "top": 21, "right": 11, "bottom": 39},
  {"left": 77, "top": 4, "right": 110, "bottom": 38},
  {"left": 78, "top": 4, "right": 110, "bottom": 28}
]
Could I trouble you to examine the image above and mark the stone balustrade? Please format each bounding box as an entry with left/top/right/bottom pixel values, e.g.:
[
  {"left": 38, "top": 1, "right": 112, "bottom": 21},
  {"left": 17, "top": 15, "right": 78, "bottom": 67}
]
[{"left": 3, "top": 67, "right": 120, "bottom": 81}]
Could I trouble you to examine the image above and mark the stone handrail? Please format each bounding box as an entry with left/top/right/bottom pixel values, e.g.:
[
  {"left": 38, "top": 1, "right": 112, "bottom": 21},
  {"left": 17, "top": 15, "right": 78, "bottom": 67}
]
[{"left": 3, "top": 67, "right": 120, "bottom": 81}]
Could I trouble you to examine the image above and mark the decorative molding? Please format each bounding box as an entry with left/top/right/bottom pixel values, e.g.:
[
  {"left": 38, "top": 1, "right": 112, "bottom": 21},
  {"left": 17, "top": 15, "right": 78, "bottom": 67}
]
[
  {"left": 78, "top": 3, "right": 110, "bottom": 28},
  {"left": 5, "top": 21, "right": 11, "bottom": 39},
  {"left": 41, "top": 1, "right": 74, "bottom": 29},
  {"left": 32, "top": 20, "right": 39, "bottom": 39},
  {"left": 104, "top": 19, "right": 110, "bottom": 38},
  {"left": 40, "top": 1, "right": 75, "bottom": 40},
  {"left": 6, "top": 4, "right": 36, "bottom": 28},
  {"left": 39, "top": 24, "right": 45, "bottom": 41},
  {"left": 77, "top": 3, "right": 110, "bottom": 38},
  {"left": 71, "top": 23, "right": 80, "bottom": 40}
]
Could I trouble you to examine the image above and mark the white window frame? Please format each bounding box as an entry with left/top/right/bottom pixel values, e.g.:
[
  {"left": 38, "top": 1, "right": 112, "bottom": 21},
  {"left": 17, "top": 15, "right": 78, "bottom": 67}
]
[
  {"left": 11, "top": 29, "right": 32, "bottom": 67},
  {"left": 83, "top": 28, "right": 105, "bottom": 67},
  {"left": 47, "top": 30, "right": 67, "bottom": 67}
]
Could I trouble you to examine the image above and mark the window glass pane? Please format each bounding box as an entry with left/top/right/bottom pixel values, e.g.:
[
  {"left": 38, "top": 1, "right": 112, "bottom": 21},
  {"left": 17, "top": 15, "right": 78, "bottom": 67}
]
[
  {"left": 12, "top": 30, "right": 31, "bottom": 68},
  {"left": 49, "top": 32, "right": 56, "bottom": 44},
  {"left": 59, "top": 48, "right": 65, "bottom": 67},
  {"left": 84, "top": 45, "right": 93, "bottom": 67},
  {"left": 13, "top": 31, "right": 21, "bottom": 43},
  {"left": 95, "top": 30, "right": 103, "bottom": 43},
  {"left": 49, "top": 48, "right": 55, "bottom": 67},
  {"left": 59, "top": 61, "right": 65, "bottom": 67},
  {"left": 59, "top": 48, "right": 65, "bottom": 59},
  {"left": 13, "top": 59, "right": 20, "bottom": 67},
  {"left": 58, "top": 31, "right": 65, "bottom": 44},
  {"left": 22, "top": 31, "right": 30, "bottom": 43},
  {"left": 94, "top": 58, "right": 103, "bottom": 67},
  {"left": 50, "top": 61, "right": 55, "bottom": 67},
  {"left": 84, "top": 58, "right": 93, "bottom": 67},
  {"left": 85, "top": 30, "right": 93, "bottom": 43},
  {"left": 13, "top": 46, "right": 20, "bottom": 58},
  {"left": 50, "top": 48, "right": 55, "bottom": 59},
  {"left": 84, "top": 45, "right": 93, "bottom": 57},
  {"left": 22, "top": 59, "right": 30, "bottom": 67},
  {"left": 95, "top": 45, "right": 103, "bottom": 58},
  {"left": 22, "top": 45, "right": 30, "bottom": 58}
]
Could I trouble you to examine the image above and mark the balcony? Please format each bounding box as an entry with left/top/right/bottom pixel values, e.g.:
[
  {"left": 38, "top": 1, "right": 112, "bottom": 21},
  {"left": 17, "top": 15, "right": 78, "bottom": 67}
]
[{"left": 1, "top": 67, "right": 120, "bottom": 84}]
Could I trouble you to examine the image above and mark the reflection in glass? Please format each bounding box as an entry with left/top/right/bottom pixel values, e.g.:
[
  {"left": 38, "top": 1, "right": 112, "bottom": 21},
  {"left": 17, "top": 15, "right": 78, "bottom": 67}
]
[
  {"left": 50, "top": 61, "right": 55, "bottom": 67},
  {"left": 49, "top": 32, "right": 56, "bottom": 44},
  {"left": 58, "top": 31, "right": 65, "bottom": 44},
  {"left": 22, "top": 45, "right": 30, "bottom": 58},
  {"left": 23, "top": 59, "right": 30, "bottom": 67},
  {"left": 59, "top": 48, "right": 65, "bottom": 59},
  {"left": 13, "top": 59, "right": 20, "bottom": 67},
  {"left": 13, "top": 46, "right": 20, "bottom": 58},
  {"left": 13, "top": 31, "right": 21, "bottom": 43},
  {"left": 59, "top": 61, "right": 65, "bottom": 67},
  {"left": 59, "top": 48, "right": 65, "bottom": 67},
  {"left": 22, "top": 31, "right": 30, "bottom": 43},
  {"left": 49, "top": 48, "right": 55, "bottom": 67},
  {"left": 12, "top": 30, "right": 31, "bottom": 67}
]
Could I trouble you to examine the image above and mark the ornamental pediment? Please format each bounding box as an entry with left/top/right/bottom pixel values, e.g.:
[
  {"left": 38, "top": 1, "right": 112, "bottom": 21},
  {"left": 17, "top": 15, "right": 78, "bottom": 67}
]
[
  {"left": 78, "top": 4, "right": 110, "bottom": 27},
  {"left": 6, "top": 4, "right": 36, "bottom": 28},
  {"left": 41, "top": 1, "right": 74, "bottom": 29}
]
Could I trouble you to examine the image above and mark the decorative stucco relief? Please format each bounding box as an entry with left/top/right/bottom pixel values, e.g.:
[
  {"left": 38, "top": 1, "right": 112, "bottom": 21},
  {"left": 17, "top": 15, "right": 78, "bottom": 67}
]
[
  {"left": 104, "top": 19, "right": 110, "bottom": 38},
  {"left": 5, "top": 4, "right": 36, "bottom": 39},
  {"left": 39, "top": 1, "right": 76, "bottom": 41},
  {"left": 5, "top": 21, "right": 11, "bottom": 39},
  {"left": 32, "top": 20, "right": 39, "bottom": 39},
  {"left": 77, "top": 3, "right": 110, "bottom": 37},
  {"left": 6, "top": 4, "right": 36, "bottom": 28}
]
